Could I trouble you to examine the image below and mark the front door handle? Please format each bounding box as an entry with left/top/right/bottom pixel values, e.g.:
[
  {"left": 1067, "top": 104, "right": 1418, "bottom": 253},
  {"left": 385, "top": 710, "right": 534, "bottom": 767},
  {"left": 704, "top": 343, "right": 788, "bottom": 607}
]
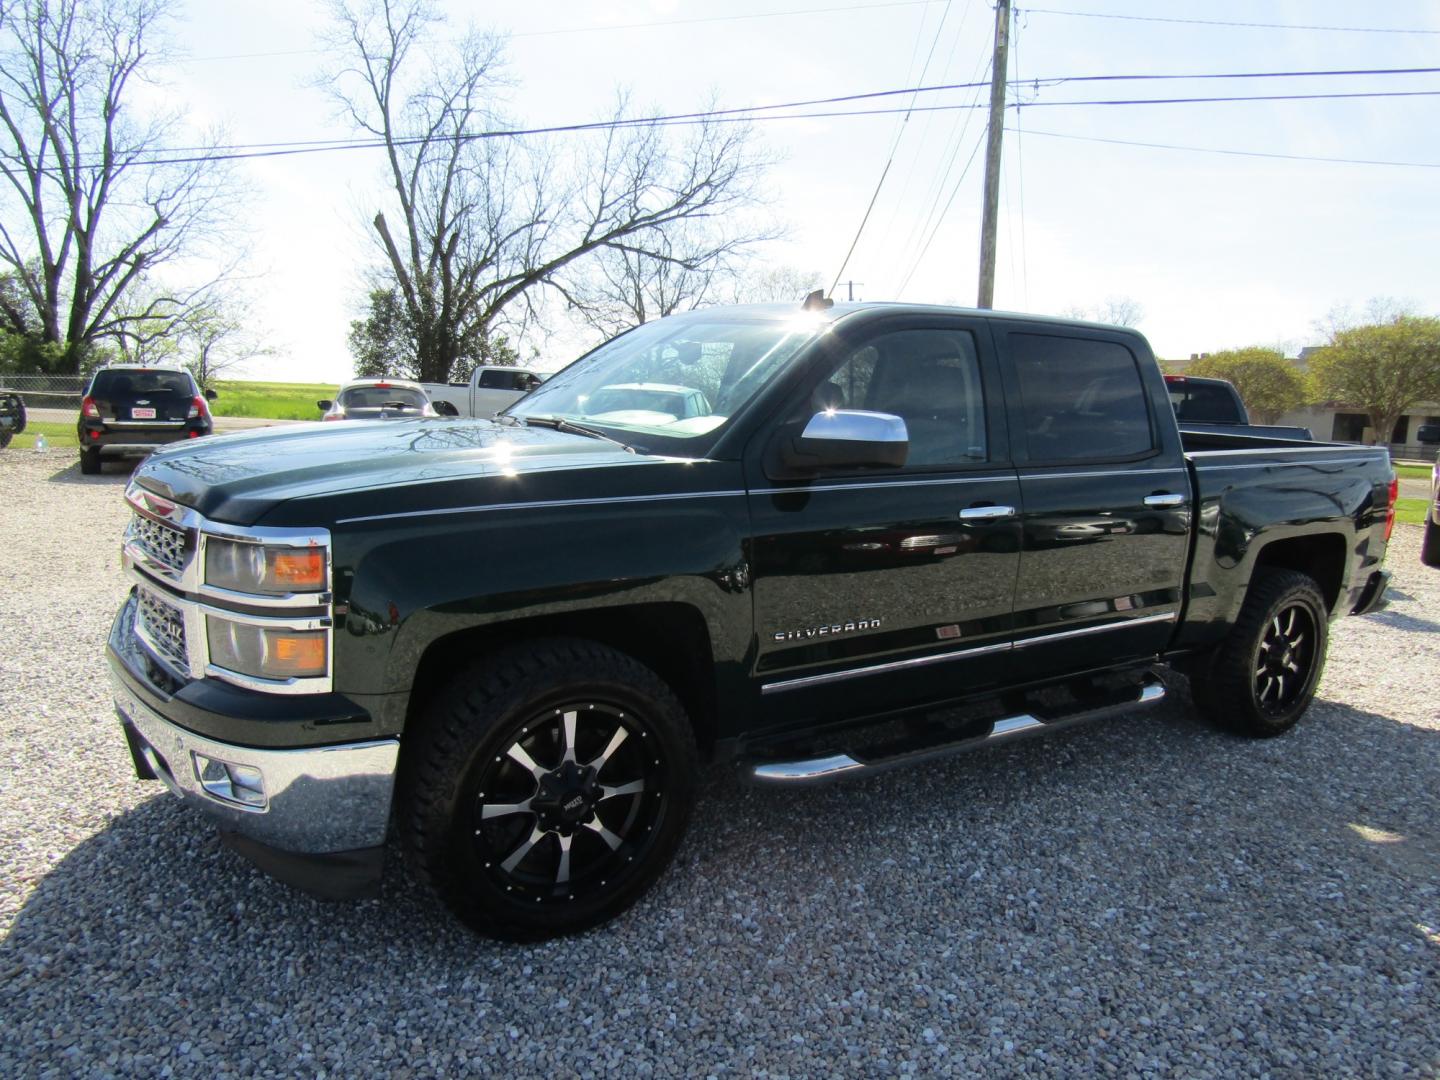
[
  {"left": 959, "top": 505, "right": 1016, "bottom": 522},
  {"left": 1143, "top": 493, "right": 1186, "bottom": 509}
]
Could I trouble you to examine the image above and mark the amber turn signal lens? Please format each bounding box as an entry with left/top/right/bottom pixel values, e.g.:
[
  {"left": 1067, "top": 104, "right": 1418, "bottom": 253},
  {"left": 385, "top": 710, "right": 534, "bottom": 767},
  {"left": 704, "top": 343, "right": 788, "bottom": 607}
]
[
  {"left": 266, "top": 633, "right": 327, "bottom": 677},
  {"left": 270, "top": 549, "right": 325, "bottom": 589}
]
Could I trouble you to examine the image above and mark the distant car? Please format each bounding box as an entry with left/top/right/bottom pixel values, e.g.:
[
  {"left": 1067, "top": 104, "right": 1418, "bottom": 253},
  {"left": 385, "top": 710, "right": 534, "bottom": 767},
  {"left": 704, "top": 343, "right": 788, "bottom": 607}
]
[
  {"left": 77, "top": 366, "right": 216, "bottom": 475},
  {"left": 316, "top": 379, "right": 450, "bottom": 421},
  {"left": 1164, "top": 374, "right": 1312, "bottom": 440},
  {"left": 1419, "top": 423, "right": 1440, "bottom": 568},
  {"left": 422, "top": 366, "right": 546, "bottom": 419},
  {"left": 0, "top": 387, "right": 26, "bottom": 449},
  {"left": 578, "top": 382, "right": 711, "bottom": 427}
]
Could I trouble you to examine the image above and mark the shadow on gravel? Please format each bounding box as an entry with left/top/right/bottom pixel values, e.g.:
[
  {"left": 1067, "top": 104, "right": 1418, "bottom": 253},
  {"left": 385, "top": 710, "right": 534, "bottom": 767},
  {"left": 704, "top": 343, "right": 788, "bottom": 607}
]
[
  {"left": 1364, "top": 606, "right": 1440, "bottom": 635},
  {"left": 45, "top": 458, "right": 138, "bottom": 485},
  {"left": 3, "top": 698, "right": 1438, "bottom": 1073}
]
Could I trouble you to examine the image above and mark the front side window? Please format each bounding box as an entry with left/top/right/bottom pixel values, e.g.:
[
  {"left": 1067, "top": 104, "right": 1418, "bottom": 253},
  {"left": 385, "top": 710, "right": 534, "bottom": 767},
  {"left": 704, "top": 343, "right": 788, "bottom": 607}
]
[
  {"left": 806, "top": 328, "right": 987, "bottom": 467},
  {"left": 1012, "top": 334, "right": 1153, "bottom": 462},
  {"left": 507, "top": 314, "right": 825, "bottom": 449}
]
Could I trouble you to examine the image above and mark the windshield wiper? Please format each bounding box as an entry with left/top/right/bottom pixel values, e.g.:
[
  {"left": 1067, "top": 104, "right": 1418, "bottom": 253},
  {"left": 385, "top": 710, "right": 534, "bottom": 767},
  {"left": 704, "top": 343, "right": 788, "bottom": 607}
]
[{"left": 521, "top": 415, "right": 635, "bottom": 453}]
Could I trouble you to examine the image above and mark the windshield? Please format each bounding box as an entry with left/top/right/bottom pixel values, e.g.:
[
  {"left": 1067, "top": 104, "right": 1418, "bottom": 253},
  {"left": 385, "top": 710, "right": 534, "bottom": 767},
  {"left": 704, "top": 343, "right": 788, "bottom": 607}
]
[
  {"left": 505, "top": 314, "right": 824, "bottom": 449},
  {"left": 339, "top": 386, "right": 428, "bottom": 410}
]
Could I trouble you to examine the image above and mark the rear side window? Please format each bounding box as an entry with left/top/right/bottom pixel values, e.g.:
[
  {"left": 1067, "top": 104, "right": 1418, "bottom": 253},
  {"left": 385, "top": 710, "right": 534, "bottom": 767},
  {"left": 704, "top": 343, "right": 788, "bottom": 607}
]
[
  {"left": 90, "top": 369, "right": 194, "bottom": 398},
  {"left": 1011, "top": 334, "right": 1153, "bottom": 462},
  {"left": 478, "top": 369, "right": 536, "bottom": 390}
]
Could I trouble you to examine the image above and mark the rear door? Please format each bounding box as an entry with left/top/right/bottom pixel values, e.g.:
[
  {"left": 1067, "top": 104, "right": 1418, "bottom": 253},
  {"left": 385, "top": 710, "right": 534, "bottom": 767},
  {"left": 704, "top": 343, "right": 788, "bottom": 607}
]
[
  {"left": 745, "top": 316, "right": 1021, "bottom": 733},
  {"left": 996, "top": 325, "right": 1191, "bottom": 681}
]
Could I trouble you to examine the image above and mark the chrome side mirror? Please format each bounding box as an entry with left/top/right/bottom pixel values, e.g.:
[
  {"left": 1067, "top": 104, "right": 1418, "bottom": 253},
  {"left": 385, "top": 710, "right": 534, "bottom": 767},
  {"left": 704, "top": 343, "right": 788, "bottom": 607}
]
[{"left": 776, "top": 409, "right": 909, "bottom": 476}]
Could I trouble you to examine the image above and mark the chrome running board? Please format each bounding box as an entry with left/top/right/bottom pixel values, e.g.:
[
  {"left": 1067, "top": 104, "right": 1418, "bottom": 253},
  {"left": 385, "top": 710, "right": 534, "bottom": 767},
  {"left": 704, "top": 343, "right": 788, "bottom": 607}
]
[{"left": 747, "top": 679, "right": 1166, "bottom": 786}]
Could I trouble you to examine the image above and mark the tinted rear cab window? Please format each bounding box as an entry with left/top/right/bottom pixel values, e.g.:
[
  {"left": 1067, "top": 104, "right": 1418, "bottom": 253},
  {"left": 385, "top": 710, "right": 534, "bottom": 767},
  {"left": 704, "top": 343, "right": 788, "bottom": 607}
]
[
  {"left": 1011, "top": 334, "right": 1154, "bottom": 462},
  {"left": 90, "top": 370, "right": 194, "bottom": 399},
  {"left": 1169, "top": 381, "right": 1243, "bottom": 423}
]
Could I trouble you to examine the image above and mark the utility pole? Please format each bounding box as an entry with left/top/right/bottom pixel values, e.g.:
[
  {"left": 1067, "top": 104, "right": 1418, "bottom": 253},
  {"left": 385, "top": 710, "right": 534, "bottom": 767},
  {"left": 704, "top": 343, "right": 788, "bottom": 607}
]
[
  {"left": 976, "top": 0, "right": 1011, "bottom": 310},
  {"left": 844, "top": 280, "right": 864, "bottom": 301}
]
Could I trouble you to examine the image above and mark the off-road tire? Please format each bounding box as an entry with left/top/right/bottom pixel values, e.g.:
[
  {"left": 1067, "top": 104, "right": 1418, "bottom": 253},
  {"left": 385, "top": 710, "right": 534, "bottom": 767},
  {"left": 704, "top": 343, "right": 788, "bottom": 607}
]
[
  {"left": 401, "top": 638, "right": 698, "bottom": 941},
  {"left": 1189, "top": 568, "right": 1329, "bottom": 738},
  {"left": 79, "top": 447, "right": 101, "bottom": 474},
  {"left": 1422, "top": 514, "right": 1440, "bottom": 568}
]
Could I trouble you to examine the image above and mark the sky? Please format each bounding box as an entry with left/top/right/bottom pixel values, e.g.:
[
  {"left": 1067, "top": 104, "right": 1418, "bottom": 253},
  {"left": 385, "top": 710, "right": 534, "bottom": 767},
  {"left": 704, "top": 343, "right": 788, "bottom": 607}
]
[{"left": 143, "top": 0, "right": 1440, "bottom": 382}]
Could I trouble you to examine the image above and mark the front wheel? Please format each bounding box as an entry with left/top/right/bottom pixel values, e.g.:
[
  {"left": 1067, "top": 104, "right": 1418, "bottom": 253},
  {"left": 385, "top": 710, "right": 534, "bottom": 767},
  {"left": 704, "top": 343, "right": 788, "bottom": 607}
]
[
  {"left": 401, "top": 639, "right": 697, "bottom": 941},
  {"left": 1189, "top": 568, "right": 1329, "bottom": 737},
  {"left": 1422, "top": 513, "right": 1440, "bottom": 568}
]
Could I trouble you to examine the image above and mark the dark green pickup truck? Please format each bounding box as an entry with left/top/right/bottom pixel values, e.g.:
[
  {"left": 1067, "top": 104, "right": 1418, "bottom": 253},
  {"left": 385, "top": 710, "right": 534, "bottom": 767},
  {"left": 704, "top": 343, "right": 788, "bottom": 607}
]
[{"left": 108, "top": 303, "right": 1396, "bottom": 940}]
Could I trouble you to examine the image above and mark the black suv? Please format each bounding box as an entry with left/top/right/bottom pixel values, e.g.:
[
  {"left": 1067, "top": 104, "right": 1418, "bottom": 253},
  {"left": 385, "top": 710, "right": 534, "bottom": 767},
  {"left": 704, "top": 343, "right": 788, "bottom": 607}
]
[{"left": 77, "top": 366, "right": 217, "bottom": 474}]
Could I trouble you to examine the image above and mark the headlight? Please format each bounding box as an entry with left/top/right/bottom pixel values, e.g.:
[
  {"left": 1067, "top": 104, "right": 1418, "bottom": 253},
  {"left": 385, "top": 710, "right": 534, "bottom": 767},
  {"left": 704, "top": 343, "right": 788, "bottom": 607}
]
[
  {"left": 206, "top": 615, "right": 328, "bottom": 680},
  {"left": 206, "top": 538, "right": 327, "bottom": 594}
]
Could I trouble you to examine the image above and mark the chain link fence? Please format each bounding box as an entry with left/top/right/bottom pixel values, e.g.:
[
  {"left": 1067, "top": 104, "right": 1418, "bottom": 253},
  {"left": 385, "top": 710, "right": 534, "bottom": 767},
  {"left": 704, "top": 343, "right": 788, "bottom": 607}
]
[{"left": 0, "top": 373, "right": 86, "bottom": 409}]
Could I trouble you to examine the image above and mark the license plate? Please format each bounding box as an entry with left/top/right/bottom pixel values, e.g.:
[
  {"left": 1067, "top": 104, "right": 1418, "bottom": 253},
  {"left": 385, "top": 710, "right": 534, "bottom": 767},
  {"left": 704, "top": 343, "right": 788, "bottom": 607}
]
[{"left": 131, "top": 407, "right": 156, "bottom": 419}]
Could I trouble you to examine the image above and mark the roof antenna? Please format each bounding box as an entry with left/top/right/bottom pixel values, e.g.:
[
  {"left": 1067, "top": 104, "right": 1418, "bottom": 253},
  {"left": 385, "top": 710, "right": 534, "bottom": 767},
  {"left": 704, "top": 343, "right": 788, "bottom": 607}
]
[{"left": 802, "top": 289, "right": 834, "bottom": 312}]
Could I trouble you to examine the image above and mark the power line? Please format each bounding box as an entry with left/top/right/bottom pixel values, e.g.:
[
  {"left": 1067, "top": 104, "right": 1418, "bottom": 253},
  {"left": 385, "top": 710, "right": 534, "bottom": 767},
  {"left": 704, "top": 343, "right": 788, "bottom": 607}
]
[
  {"left": 134, "top": 66, "right": 1440, "bottom": 161},
  {"left": 1025, "top": 8, "right": 1440, "bottom": 35},
  {"left": 1010, "top": 127, "right": 1440, "bottom": 169},
  {"left": 830, "top": 0, "right": 956, "bottom": 295}
]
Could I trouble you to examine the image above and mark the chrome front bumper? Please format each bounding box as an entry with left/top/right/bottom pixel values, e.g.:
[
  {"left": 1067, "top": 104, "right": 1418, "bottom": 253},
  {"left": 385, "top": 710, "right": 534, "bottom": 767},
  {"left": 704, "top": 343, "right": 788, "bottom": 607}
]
[{"left": 111, "top": 672, "right": 399, "bottom": 855}]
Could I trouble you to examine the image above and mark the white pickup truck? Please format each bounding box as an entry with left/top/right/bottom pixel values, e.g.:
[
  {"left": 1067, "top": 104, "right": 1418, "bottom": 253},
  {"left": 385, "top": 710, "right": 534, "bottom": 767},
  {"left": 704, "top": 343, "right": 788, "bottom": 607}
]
[{"left": 421, "top": 366, "right": 547, "bottom": 418}]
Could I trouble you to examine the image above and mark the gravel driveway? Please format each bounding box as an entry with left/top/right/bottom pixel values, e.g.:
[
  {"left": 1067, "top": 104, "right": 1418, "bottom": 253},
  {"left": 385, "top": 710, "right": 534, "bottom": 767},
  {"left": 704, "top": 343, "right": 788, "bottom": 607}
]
[{"left": 1, "top": 448, "right": 1437, "bottom": 1077}]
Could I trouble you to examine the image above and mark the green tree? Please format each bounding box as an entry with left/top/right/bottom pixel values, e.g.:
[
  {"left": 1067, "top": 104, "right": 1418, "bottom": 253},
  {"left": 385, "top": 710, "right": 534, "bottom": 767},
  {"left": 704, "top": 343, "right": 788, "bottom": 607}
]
[
  {"left": 349, "top": 285, "right": 523, "bottom": 381},
  {"left": 1309, "top": 315, "right": 1440, "bottom": 445},
  {"left": 1186, "top": 347, "right": 1308, "bottom": 424}
]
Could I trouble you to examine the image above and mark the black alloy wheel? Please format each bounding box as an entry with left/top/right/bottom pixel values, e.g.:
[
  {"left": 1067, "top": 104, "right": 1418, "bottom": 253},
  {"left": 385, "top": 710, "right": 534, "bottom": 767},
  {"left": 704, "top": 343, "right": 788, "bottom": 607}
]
[
  {"left": 470, "top": 702, "right": 666, "bottom": 904},
  {"left": 1252, "top": 604, "right": 1316, "bottom": 716},
  {"left": 403, "top": 639, "right": 696, "bottom": 941},
  {"left": 1189, "top": 568, "right": 1329, "bottom": 737}
]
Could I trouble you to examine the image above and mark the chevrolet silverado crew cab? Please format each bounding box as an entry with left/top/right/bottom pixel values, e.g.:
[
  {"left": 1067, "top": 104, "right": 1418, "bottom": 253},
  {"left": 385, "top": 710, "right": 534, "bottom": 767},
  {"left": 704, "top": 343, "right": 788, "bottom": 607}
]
[{"left": 107, "top": 303, "right": 1396, "bottom": 940}]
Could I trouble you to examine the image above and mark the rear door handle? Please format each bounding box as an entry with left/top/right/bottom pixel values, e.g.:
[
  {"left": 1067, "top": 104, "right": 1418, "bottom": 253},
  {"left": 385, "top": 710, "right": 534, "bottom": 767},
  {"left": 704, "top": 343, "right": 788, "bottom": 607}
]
[
  {"left": 959, "top": 505, "right": 1016, "bottom": 521},
  {"left": 1144, "top": 493, "right": 1185, "bottom": 509}
]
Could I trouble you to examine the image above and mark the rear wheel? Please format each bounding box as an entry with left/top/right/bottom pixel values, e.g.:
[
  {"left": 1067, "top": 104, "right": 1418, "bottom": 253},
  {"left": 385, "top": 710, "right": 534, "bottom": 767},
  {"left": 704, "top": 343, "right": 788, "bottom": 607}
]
[
  {"left": 79, "top": 447, "right": 101, "bottom": 474},
  {"left": 402, "top": 639, "right": 697, "bottom": 941},
  {"left": 0, "top": 430, "right": 10, "bottom": 450},
  {"left": 1189, "top": 568, "right": 1329, "bottom": 737},
  {"left": 1422, "top": 514, "right": 1440, "bottom": 568}
]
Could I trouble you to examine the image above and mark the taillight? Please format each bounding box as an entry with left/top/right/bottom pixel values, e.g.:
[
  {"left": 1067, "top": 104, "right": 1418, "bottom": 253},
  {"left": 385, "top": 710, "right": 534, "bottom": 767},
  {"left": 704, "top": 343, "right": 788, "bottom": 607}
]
[
  {"left": 81, "top": 395, "right": 100, "bottom": 419},
  {"left": 187, "top": 395, "right": 208, "bottom": 420},
  {"left": 1384, "top": 475, "right": 1398, "bottom": 541}
]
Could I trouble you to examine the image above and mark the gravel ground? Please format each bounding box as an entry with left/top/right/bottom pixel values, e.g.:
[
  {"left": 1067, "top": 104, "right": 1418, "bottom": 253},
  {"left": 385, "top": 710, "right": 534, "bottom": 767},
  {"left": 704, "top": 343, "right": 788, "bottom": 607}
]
[{"left": 1, "top": 447, "right": 1437, "bottom": 1078}]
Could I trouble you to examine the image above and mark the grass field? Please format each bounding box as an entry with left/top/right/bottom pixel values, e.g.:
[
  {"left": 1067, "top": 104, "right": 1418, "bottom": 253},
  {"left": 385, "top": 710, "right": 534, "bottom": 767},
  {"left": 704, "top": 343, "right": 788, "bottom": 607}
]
[
  {"left": 5, "top": 419, "right": 77, "bottom": 450},
  {"left": 1395, "top": 497, "right": 1431, "bottom": 526},
  {"left": 1393, "top": 462, "right": 1434, "bottom": 480},
  {"left": 211, "top": 380, "right": 335, "bottom": 420}
]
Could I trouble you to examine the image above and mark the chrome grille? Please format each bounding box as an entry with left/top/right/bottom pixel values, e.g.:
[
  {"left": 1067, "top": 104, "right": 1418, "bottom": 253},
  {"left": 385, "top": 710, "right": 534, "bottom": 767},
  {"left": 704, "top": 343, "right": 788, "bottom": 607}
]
[
  {"left": 136, "top": 586, "right": 188, "bottom": 674},
  {"left": 128, "top": 511, "right": 189, "bottom": 575}
]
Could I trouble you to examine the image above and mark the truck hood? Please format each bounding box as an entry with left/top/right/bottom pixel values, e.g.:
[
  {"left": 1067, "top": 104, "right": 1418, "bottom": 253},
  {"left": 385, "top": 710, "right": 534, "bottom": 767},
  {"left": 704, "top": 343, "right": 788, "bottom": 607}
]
[{"left": 134, "top": 417, "right": 655, "bottom": 523}]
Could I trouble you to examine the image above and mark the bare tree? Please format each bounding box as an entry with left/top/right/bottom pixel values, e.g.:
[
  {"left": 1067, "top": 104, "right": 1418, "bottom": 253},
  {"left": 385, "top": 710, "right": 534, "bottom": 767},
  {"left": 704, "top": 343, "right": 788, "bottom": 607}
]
[
  {"left": 727, "top": 264, "right": 823, "bottom": 305},
  {"left": 181, "top": 297, "right": 272, "bottom": 389},
  {"left": 0, "top": 0, "right": 239, "bottom": 371},
  {"left": 322, "top": 0, "right": 773, "bottom": 383},
  {"left": 1062, "top": 296, "right": 1145, "bottom": 327}
]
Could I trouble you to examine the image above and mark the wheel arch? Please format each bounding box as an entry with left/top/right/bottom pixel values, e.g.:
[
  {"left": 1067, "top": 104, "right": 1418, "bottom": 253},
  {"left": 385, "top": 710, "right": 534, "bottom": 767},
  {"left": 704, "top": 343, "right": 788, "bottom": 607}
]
[
  {"left": 404, "top": 602, "right": 722, "bottom": 759},
  {"left": 1249, "top": 532, "right": 1349, "bottom": 614}
]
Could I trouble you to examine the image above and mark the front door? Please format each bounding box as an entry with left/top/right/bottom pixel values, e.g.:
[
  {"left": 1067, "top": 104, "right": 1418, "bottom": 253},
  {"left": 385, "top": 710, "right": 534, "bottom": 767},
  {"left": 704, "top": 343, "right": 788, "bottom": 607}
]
[{"left": 745, "top": 318, "right": 1021, "bottom": 735}]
